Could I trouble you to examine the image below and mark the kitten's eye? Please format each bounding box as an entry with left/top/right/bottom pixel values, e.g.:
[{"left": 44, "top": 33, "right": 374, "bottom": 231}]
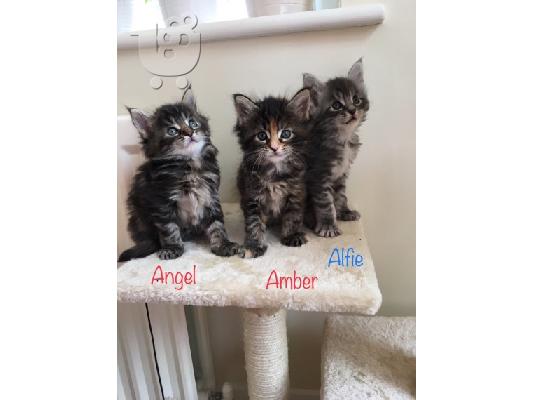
[
  {"left": 353, "top": 96, "right": 362, "bottom": 106},
  {"left": 189, "top": 119, "right": 200, "bottom": 129},
  {"left": 332, "top": 101, "right": 343, "bottom": 111},
  {"left": 279, "top": 129, "right": 292, "bottom": 140},
  {"left": 167, "top": 127, "right": 179, "bottom": 136},
  {"left": 257, "top": 131, "right": 268, "bottom": 141}
]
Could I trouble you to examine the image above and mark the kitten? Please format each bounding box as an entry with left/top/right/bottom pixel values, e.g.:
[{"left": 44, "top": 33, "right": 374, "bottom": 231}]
[
  {"left": 303, "top": 58, "right": 369, "bottom": 237},
  {"left": 118, "top": 87, "right": 240, "bottom": 261},
  {"left": 233, "top": 88, "right": 312, "bottom": 258}
]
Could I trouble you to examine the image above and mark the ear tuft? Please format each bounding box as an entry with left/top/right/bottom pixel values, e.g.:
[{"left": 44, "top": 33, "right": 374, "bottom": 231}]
[
  {"left": 288, "top": 88, "right": 311, "bottom": 121},
  {"left": 303, "top": 73, "right": 325, "bottom": 117},
  {"left": 181, "top": 85, "right": 197, "bottom": 110},
  {"left": 303, "top": 73, "right": 324, "bottom": 92},
  {"left": 127, "top": 107, "right": 150, "bottom": 140},
  {"left": 348, "top": 58, "right": 365, "bottom": 87},
  {"left": 233, "top": 94, "right": 258, "bottom": 124}
]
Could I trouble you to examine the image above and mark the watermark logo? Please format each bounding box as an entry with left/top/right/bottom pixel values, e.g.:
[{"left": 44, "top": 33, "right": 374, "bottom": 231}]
[{"left": 131, "top": 14, "right": 201, "bottom": 90}]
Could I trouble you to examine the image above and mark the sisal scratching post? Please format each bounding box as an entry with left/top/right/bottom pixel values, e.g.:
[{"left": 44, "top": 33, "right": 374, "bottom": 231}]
[{"left": 243, "top": 308, "right": 289, "bottom": 400}]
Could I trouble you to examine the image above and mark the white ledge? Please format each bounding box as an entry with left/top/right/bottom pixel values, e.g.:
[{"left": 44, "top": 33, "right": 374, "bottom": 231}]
[{"left": 118, "top": 4, "right": 385, "bottom": 50}]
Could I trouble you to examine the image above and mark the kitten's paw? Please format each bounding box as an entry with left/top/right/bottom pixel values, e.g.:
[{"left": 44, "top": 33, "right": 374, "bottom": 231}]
[
  {"left": 239, "top": 242, "right": 267, "bottom": 258},
  {"left": 158, "top": 246, "right": 184, "bottom": 260},
  {"left": 281, "top": 232, "right": 308, "bottom": 247},
  {"left": 338, "top": 209, "right": 361, "bottom": 221},
  {"left": 212, "top": 240, "right": 241, "bottom": 257},
  {"left": 315, "top": 224, "right": 342, "bottom": 238}
]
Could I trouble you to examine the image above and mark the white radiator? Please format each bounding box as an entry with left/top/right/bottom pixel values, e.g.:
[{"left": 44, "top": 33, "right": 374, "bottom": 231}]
[{"left": 118, "top": 303, "right": 201, "bottom": 400}]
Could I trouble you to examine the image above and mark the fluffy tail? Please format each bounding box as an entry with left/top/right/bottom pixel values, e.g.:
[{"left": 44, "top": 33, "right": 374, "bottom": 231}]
[{"left": 118, "top": 241, "right": 158, "bottom": 262}]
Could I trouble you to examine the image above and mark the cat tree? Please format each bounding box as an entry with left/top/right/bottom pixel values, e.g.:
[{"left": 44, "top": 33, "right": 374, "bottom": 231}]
[
  {"left": 321, "top": 315, "right": 416, "bottom": 399},
  {"left": 118, "top": 203, "right": 382, "bottom": 399}
]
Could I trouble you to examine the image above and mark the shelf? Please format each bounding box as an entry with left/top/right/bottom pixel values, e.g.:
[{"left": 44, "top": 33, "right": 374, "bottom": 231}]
[
  {"left": 117, "top": 203, "right": 382, "bottom": 314},
  {"left": 117, "top": 4, "right": 385, "bottom": 50}
]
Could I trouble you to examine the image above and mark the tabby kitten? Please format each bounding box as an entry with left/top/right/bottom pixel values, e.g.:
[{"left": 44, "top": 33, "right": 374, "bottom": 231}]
[
  {"left": 233, "top": 88, "right": 312, "bottom": 258},
  {"left": 118, "top": 87, "right": 240, "bottom": 261},
  {"left": 304, "top": 59, "right": 369, "bottom": 237}
]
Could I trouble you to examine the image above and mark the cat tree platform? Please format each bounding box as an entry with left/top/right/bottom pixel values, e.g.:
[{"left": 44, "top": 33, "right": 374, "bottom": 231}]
[
  {"left": 117, "top": 203, "right": 382, "bottom": 399},
  {"left": 322, "top": 316, "right": 416, "bottom": 400}
]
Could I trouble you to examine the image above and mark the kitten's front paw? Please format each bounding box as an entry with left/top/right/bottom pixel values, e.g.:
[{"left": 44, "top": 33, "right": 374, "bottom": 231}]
[
  {"left": 239, "top": 242, "right": 267, "bottom": 258},
  {"left": 315, "top": 223, "right": 342, "bottom": 238},
  {"left": 281, "top": 232, "right": 308, "bottom": 247},
  {"left": 158, "top": 246, "right": 184, "bottom": 260},
  {"left": 212, "top": 240, "right": 241, "bottom": 257},
  {"left": 337, "top": 209, "right": 361, "bottom": 221}
]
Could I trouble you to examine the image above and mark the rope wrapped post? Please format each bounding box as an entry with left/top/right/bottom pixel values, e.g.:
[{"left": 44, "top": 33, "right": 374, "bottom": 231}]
[{"left": 242, "top": 308, "right": 289, "bottom": 400}]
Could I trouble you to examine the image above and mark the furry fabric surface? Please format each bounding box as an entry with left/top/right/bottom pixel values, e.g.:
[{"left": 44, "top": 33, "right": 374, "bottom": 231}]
[
  {"left": 321, "top": 316, "right": 416, "bottom": 399},
  {"left": 117, "top": 203, "right": 382, "bottom": 314}
]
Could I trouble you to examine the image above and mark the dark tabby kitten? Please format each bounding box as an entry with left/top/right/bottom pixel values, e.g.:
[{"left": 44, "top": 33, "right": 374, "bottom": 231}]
[
  {"left": 304, "top": 59, "right": 369, "bottom": 237},
  {"left": 118, "top": 87, "right": 240, "bottom": 261},
  {"left": 233, "top": 88, "right": 312, "bottom": 258}
]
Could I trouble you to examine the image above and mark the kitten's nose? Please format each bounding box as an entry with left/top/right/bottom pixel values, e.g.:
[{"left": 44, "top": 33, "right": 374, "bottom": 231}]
[
  {"left": 182, "top": 128, "right": 192, "bottom": 137},
  {"left": 348, "top": 107, "right": 357, "bottom": 115},
  {"left": 270, "top": 143, "right": 281, "bottom": 152}
]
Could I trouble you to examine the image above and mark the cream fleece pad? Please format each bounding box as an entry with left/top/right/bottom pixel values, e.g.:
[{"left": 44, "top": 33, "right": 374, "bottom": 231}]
[
  {"left": 321, "top": 316, "right": 416, "bottom": 399},
  {"left": 118, "top": 203, "right": 382, "bottom": 314}
]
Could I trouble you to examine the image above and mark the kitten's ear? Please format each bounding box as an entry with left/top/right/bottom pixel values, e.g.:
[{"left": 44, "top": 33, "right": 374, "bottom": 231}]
[
  {"left": 348, "top": 58, "right": 365, "bottom": 88},
  {"left": 181, "top": 86, "right": 197, "bottom": 110},
  {"left": 303, "top": 73, "right": 325, "bottom": 95},
  {"left": 288, "top": 88, "right": 312, "bottom": 120},
  {"left": 127, "top": 107, "right": 150, "bottom": 140},
  {"left": 233, "top": 94, "right": 258, "bottom": 124},
  {"left": 303, "top": 73, "right": 324, "bottom": 116}
]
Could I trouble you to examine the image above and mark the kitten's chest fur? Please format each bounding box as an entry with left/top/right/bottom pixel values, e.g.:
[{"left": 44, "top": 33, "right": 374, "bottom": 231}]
[
  {"left": 171, "top": 163, "right": 215, "bottom": 226},
  {"left": 331, "top": 132, "right": 360, "bottom": 181},
  {"left": 259, "top": 179, "right": 289, "bottom": 219}
]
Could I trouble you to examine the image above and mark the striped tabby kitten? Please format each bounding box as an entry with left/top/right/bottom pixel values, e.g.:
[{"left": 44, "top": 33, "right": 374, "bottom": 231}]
[
  {"left": 304, "top": 59, "right": 369, "bottom": 237},
  {"left": 233, "top": 89, "right": 312, "bottom": 258},
  {"left": 119, "top": 88, "right": 240, "bottom": 261}
]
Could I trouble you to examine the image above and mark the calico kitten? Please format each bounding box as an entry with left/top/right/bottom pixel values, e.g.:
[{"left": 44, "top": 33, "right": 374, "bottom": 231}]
[
  {"left": 304, "top": 59, "right": 369, "bottom": 237},
  {"left": 233, "top": 88, "right": 312, "bottom": 258},
  {"left": 118, "top": 87, "right": 240, "bottom": 261}
]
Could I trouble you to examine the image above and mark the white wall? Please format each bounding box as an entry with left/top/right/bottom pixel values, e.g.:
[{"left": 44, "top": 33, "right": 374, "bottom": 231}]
[{"left": 117, "top": 0, "right": 415, "bottom": 391}]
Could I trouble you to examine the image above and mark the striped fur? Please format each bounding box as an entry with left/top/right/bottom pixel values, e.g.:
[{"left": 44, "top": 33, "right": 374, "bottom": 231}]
[
  {"left": 233, "top": 89, "right": 312, "bottom": 258},
  {"left": 119, "top": 89, "right": 239, "bottom": 261},
  {"left": 304, "top": 59, "right": 369, "bottom": 237}
]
